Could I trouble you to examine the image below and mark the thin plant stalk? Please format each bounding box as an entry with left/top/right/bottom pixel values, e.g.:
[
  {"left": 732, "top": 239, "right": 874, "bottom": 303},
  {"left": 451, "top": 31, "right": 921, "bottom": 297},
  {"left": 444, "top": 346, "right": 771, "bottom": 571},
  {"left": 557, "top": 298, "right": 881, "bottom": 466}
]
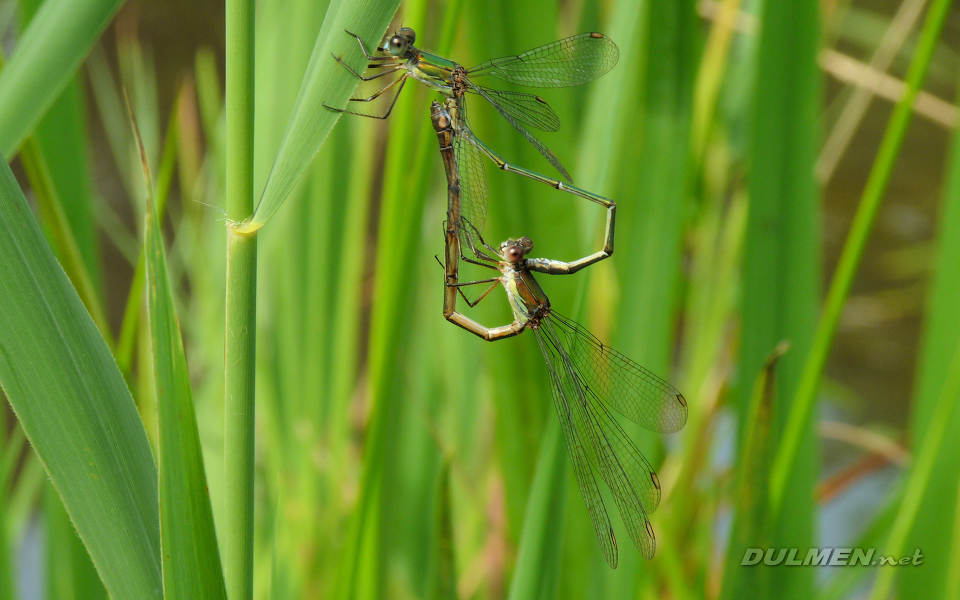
[
  {"left": 116, "top": 110, "right": 180, "bottom": 375},
  {"left": 868, "top": 339, "right": 960, "bottom": 600},
  {"left": 224, "top": 0, "right": 257, "bottom": 598}
]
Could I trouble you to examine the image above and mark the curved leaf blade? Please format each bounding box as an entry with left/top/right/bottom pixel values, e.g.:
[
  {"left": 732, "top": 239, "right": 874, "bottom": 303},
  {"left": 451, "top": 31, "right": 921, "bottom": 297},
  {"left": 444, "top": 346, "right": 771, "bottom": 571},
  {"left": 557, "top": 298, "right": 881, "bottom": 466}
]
[
  {"left": 144, "top": 146, "right": 227, "bottom": 600},
  {"left": 242, "top": 0, "right": 401, "bottom": 231},
  {"left": 0, "top": 0, "right": 124, "bottom": 156},
  {"left": 0, "top": 157, "right": 161, "bottom": 597}
]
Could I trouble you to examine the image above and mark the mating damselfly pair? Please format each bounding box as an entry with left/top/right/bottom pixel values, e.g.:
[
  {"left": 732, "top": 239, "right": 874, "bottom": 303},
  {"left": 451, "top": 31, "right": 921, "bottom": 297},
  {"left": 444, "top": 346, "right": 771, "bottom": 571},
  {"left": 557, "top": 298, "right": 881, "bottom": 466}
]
[{"left": 327, "top": 25, "right": 687, "bottom": 567}]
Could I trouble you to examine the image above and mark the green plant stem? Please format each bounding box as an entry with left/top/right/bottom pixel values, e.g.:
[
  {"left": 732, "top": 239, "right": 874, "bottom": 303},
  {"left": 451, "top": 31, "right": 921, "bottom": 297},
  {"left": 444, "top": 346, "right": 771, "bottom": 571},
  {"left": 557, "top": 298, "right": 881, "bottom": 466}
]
[
  {"left": 767, "top": 0, "right": 953, "bottom": 519},
  {"left": 869, "top": 339, "right": 960, "bottom": 600},
  {"left": 224, "top": 0, "right": 257, "bottom": 598}
]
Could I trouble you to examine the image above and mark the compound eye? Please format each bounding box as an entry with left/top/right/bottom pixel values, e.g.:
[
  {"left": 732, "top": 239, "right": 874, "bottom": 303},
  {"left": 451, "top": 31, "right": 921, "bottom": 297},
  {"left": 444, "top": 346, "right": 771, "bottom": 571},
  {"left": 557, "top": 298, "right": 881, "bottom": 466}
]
[
  {"left": 387, "top": 35, "right": 408, "bottom": 56},
  {"left": 398, "top": 27, "right": 416, "bottom": 44}
]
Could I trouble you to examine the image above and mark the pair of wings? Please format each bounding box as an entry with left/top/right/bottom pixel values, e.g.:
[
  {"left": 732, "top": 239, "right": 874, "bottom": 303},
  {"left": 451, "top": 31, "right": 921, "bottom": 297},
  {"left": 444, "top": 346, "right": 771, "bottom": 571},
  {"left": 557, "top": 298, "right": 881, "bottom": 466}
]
[
  {"left": 430, "top": 33, "right": 619, "bottom": 244},
  {"left": 446, "top": 157, "right": 687, "bottom": 565},
  {"left": 462, "top": 32, "right": 620, "bottom": 182},
  {"left": 447, "top": 237, "right": 688, "bottom": 565},
  {"left": 535, "top": 313, "right": 687, "bottom": 567}
]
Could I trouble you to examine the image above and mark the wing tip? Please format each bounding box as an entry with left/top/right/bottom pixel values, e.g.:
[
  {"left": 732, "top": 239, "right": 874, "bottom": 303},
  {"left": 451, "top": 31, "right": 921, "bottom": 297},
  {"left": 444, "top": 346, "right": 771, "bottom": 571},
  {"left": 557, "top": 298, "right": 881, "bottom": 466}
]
[
  {"left": 643, "top": 520, "right": 657, "bottom": 560},
  {"left": 671, "top": 393, "right": 690, "bottom": 432},
  {"left": 608, "top": 526, "right": 619, "bottom": 568}
]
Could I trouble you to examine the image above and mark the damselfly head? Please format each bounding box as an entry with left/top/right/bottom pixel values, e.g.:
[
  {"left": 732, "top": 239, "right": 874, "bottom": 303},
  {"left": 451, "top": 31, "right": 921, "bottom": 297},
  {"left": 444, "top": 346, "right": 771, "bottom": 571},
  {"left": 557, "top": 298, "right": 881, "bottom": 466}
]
[
  {"left": 500, "top": 237, "right": 533, "bottom": 263},
  {"left": 387, "top": 27, "right": 416, "bottom": 56}
]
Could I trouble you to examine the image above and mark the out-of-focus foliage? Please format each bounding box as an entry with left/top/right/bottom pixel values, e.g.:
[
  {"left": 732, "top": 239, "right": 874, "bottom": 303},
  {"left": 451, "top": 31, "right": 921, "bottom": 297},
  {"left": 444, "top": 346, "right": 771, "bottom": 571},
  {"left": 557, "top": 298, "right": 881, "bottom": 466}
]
[{"left": 0, "top": 0, "right": 958, "bottom": 598}]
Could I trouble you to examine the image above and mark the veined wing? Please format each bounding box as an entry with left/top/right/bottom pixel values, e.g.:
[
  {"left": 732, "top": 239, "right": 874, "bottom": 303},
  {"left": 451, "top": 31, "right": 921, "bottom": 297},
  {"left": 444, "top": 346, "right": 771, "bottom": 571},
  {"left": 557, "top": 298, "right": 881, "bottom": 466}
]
[
  {"left": 534, "top": 325, "right": 618, "bottom": 568},
  {"left": 468, "top": 87, "right": 560, "bottom": 131},
  {"left": 538, "top": 319, "right": 657, "bottom": 560},
  {"left": 466, "top": 80, "right": 572, "bottom": 182},
  {"left": 550, "top": 312, "right": 688, "bottom": 434},
  {"left": 450, "top": 112, "right": 490, "bottom": 249},
  {"left": 467, "top": 33, "right": 619, "bottom": 88}
]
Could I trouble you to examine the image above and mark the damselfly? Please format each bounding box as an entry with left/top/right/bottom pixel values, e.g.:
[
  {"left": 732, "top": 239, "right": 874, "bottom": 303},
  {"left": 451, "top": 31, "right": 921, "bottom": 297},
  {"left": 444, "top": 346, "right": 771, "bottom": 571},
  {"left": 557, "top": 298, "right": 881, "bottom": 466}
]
[
  {"left": 445, "top": 221, "right": 687, "bottom": 566},
  {"left": 325, "top": 27, "right": 618, "bottom": 183}
]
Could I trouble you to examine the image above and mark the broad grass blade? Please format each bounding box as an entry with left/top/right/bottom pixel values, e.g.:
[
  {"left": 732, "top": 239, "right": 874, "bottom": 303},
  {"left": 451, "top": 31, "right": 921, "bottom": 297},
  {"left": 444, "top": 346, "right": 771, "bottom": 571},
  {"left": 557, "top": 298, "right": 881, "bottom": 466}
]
[
  {"left": 891, "top": 61, "right": 960, "bottom": 600},
  {"left": 0, "top": 156, "right": 161, "bottom": 597},
  {"left": 739, "top": 0, "right": 822, "bottom": 597},
  {"left": 44, "top": 483, "right": 107, "bottom": 600},
  {"left": 141, "top": 126, "right": 227, "bottom": 600},
  {"left": 19, "top": 0, "right": 101, "bottom": 288},
  {"left": 720, "top": 343, "right": 787, "bottom": 600},
  {"left": 426, "top": 463, "right": 457, "bottom": 600},
  {"left": 243, "top": 0, "right": 401, "bottom": 231},
  {"left": 597, "top": 0, "right": 699, "bottom": 590},
  {"left": 506, "top": 419, "right": 567, "bottom": 600},
  {"left": 0, "top": 0, "right": 123, "bottom": 156}
]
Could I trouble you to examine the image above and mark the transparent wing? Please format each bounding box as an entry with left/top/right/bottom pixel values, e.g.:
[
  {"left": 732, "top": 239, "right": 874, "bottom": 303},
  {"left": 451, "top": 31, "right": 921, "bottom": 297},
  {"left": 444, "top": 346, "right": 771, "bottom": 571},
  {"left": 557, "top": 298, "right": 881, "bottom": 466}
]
[
  {"left": 452, "top": 129, "right": 490, "bottom": 249},
  {"left": 550, "top": 312, "right": 688, "bottom": 433},
  {"left": 468, "top": 87, "right": 560, "bottom": 131},
  {"left": 534, "top": 325, "right": 619, "bottom": 568},
  {"left": 467, "top": 33, "right": 619, "bottom": 88},
  {"left": 466, "top": 80, "right": 572, "bottom": 182},
  {"left": 538, "top": 320, "right": 657, "bottom": 561}
]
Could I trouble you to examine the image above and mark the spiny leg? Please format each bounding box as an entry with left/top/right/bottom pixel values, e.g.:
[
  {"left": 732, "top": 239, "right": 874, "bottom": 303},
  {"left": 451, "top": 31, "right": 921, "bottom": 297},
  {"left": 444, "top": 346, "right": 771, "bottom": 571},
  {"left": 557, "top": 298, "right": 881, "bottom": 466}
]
[
  {"left": 460, "top": 219, "right": 501, "bottom": 262},
  {"left": 343, "top": 29, "right": 398, "bottom": 61},
  {"left": 322, "top": 76, "right": 408, "bottom": 119},
  {"left": 435, "top": 251, "right": 497, "bottom": 274},
  {"left": 330, "top": 54, "right": 403, "bottom": 81},
  {"left": 346, "top": 74, "right": 407, "bottom": 103},
  {"left": 465, "top": 221, "right": 501, "bottom": 258},
  {"left": 433, "top": 254, "right": 498, "bottom": 306},
  {"left": 444, "top": 219, "right": 497, "bottom": 269},
  {"left": 460, "top": 236, "right": 500, "bottom": 266},
  {"left": 460, "top": 252, "right": 499, "bottom": 271},
  {"left": 447, "top": 278, "right": 502, "bottom": 308}
]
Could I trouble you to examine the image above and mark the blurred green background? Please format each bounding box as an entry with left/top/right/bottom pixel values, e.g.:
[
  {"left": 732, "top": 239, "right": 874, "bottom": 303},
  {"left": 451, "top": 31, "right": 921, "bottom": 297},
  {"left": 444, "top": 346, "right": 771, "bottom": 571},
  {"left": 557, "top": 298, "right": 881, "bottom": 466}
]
[{"left": 2, "top": 0, "right": 960, "bottom": 598}]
